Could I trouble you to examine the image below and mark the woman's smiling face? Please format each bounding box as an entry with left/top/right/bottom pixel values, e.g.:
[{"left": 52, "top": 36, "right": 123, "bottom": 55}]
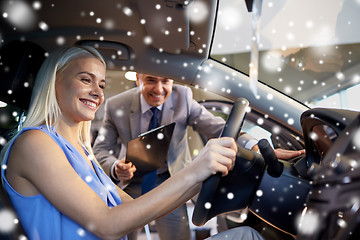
[{"left": 55, "top": 56, "right": 106, "bottom": 124}]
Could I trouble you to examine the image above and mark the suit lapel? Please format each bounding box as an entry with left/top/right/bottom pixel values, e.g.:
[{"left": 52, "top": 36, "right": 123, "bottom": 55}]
[
  {"left": 129, "top": 89, "right": 141, "bottom": 139},
  {"left": 161, "top": 90, "right": 175, "bottom": 125}
]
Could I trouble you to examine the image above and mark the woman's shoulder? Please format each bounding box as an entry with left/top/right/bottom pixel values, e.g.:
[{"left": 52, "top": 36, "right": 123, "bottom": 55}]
[
  {"left": 16, "top": 126, "right": 52, "bottom": 141},
  {"left": 5, "top": 127, "right": 63, "bottom": 196},
  {"left": 11, "top": 127, "right": 57, "bottom": 156}
]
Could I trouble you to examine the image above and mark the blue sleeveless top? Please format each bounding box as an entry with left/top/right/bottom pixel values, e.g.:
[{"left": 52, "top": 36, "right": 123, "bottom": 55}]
[{"left": 1, "top": 125, "right": 125, "bottom": 240}]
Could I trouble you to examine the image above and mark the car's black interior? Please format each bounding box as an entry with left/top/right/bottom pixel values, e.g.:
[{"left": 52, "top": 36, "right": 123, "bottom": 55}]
[
  {"left": 0, "top": 41, "right": 40, "bottom": 240},
  {"left": 193, "top": 97, "right": 311, "bottom": 237},
  {"left": 0, "top": 41, "right": 46, "bottom": 111},
  {"left": 1, "top": 0, "right": 360, "bottom": 239},
  {"left": 192, "top": 99, "right": 360, "bottom": 239},
  {"left": 301, "top": 108, "right": 360, "bottom": 167},
  {"left": 193, "top": 98, "right": 266, "bottom": 226},
  {"left": 297, "top": 113, "right": 360, "bottom": 240}
]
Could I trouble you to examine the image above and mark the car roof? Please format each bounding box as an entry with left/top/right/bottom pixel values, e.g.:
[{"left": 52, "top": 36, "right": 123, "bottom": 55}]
[
  {"left": 1, "top": 0, "right": 216, "bottom": 82},
  {"left": 0, "top": 0, "right": 314, "bottom": 134}
]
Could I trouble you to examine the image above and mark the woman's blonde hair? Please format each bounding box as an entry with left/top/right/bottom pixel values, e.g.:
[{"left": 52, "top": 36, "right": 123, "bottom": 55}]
[{"left": 1, "top": 45, "right": 105, "bottom": 168}]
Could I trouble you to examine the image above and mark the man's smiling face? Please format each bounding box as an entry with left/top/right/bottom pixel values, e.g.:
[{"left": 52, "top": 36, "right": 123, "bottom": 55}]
[{"left": 136, "top": 73, "right": 174, "bottom": 107}]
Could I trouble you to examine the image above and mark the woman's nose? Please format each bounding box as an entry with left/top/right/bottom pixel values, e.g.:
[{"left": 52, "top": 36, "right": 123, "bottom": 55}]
[{"left": 90, "top": 84, "right": 104, "bottom": 98}]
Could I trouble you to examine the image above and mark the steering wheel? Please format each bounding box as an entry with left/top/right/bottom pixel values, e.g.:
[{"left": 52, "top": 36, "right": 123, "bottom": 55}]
[
  {"left": 300, "top": 108, "right": 359, "bottom": 168},
  {"left": 192, "top": 97, "right": 266, "bottom": 226}
]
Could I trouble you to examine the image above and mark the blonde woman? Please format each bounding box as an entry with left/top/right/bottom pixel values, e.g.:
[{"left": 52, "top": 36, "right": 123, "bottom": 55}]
[{"left": 1, "top": 46, "right": 263, "bottom": 240}]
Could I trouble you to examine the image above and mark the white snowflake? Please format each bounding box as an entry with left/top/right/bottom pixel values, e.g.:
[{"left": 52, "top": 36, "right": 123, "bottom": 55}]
[
  {"left": 353, "top": 128, "right": 360, "bottom": 148},
  {"left": 157, "top": 132, "right": 164, "bottom": 140},
  {"left": 204, "top": 202, "right": 212, "bottom": 209},
  {"left": 227, "top": 192, "right": 234, "bottom": 200},
  {"left": 189, "top": 1, "right": 208, "bottom": 24},
  {"left": 297, "top": 209, "right": 320, "bottom": 235},
  {"left": 77, "top": 228, "right": 86, "bottom": 237},
  {"left": 3, "top": 0, "right": 36, "bottom": 30},
  {"left": 56, "top": 36, "right": 66, "bottom": 46},
  {"left": 0, "top": 137, "right": 6, "bottom": 146},
  {"left": 123, "top": 7, "right": 133, "bottom": 16},
  {"left": 85, "top": 176, "right": 92, "bottom": 183},
  {"left": 0, "top": 208, "right": 17, "bottom": 233},
  {"left": 309, "top": 131, "right": 319, "bottom": 141},
  {"left": 256, "top": 190, "right": 263, "bottom": 197}
]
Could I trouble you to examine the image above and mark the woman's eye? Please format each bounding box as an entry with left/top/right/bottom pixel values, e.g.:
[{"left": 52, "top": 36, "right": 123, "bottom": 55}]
[
  {"left": 81, "top": 78, "right": 91, "bottom": 83},
  {"left": 99, "top": 84, "right": 105, "bottom": 90}
]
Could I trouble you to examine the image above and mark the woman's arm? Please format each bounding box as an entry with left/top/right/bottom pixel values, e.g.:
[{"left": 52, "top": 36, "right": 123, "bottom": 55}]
[{"left": 6, "top": 130, "right": 236, "bottom": 240}]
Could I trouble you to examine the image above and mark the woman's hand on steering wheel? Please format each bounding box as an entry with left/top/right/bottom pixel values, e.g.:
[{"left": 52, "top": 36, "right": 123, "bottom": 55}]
[{"left": 189, "top": 137, "right": 237, "bottom": 182}]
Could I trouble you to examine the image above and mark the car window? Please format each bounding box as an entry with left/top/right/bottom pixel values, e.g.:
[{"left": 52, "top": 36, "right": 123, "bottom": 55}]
[{"left": 211, "top": 0, "right": 360, "bottom": 111}]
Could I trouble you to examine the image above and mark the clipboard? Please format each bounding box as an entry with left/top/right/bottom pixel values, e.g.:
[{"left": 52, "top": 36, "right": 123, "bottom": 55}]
[{"left": 125, "top": 122, "right": 175, "bottom": 177}]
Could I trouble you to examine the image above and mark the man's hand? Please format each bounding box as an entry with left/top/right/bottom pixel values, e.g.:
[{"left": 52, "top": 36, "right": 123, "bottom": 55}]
[
  {"left": 114, "top": 158, "right": 137, "bottom": 181},
  {"left": 274, "top": 148, "right": 305, "bottom": 160},
  {"left": 252, "top": 144, "right": 305, "bottom": 160}
]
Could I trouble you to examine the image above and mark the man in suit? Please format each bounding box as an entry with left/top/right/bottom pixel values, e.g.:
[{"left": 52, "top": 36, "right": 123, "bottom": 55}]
[{"left": 93, "top": 73, "right": 304, "bottom": 240}]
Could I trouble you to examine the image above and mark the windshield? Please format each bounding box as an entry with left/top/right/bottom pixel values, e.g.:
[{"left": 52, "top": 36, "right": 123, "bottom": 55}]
[{"left": 211, "top": 0, "right": 360, "bottom": 111}]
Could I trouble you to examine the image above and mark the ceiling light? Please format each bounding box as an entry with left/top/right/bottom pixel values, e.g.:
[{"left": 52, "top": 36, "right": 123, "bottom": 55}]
[
  {"left": 0, "top": 101, "right": 7, "bottom": 108},
  {"left": 125, "top": 71, "right": 137, "bottom": 81}
]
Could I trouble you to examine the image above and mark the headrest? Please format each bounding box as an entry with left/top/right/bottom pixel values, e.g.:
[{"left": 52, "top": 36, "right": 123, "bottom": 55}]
[{"left": 0, "top": 41, "right": 46, "bottom": 110}]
